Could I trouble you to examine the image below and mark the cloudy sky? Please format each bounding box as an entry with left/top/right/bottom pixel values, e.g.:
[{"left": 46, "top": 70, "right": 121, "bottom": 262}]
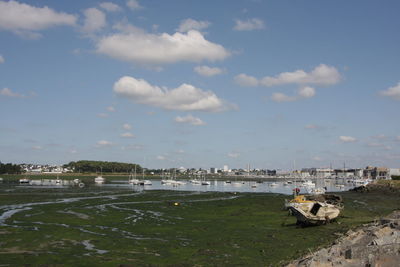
[{"left": 1, "top": 0, "right": 399, "bottom": 170}]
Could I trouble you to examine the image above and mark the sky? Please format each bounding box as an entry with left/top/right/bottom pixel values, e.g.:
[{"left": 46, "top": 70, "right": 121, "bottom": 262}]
[{"left": 0, "top": 0, "right": 399, "bottom": 170}]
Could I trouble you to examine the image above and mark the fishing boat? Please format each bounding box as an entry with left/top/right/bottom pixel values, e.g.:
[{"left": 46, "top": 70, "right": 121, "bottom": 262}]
[{"left": 269, "top": 182, "right": 278, "bottom": 187}]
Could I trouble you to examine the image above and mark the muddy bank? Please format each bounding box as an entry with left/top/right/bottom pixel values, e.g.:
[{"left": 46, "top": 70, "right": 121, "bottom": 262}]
[{"left": 287, "top": 184, "right": 400, "bottom": 267}]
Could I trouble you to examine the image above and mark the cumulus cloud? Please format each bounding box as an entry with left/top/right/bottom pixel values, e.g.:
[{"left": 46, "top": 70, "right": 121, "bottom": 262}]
[
  {"left": 236, "top": 64, "right": 340, "bottom": 103},
  {"left": 82, "top": 8, "right": 106, "bottom": 33},
  {"left": 298, "top": 86, "right": 316, "bottom": 98},
  {"left": 177, "top": 18, "right": 211, "bottom": 33},
  {"left": 175, "top": 114, "right": 206, "bottom": 126},
  {"left": 380, "top": 82, "right": 400, "bottom": 100},
  {"left": 99, "top": 2, "right": 121, "bottom": 12},
  {"left": 0, "top": 88, "right": 28, "bottom": 98},
  {"left": 106, "top": 106, "right": 115, "bottom": 112},
  {"left": 0, "top": 0, "right": 77, "bottom": 38},
  {"left": 120, "top": 132, "right": 135, "bottom": 138},
  {"left": 260, "top": 64, "right": 341, "bottom": 87},
  {"left": 339, "top": 136, "right": 357, "bottom": 143},
  {"left": 122, "top": 123, "right": 132, "bottom": 130},
  {"left": 271, "top": 92, "right": 296, "bottom": 103},
  {"left": 233, "top": 18, "right": 265, "bottom": 31},
  {"left": 96, "top": 30, "right": 230, "bottom": 65},
  {"left": 0, "top": 55, "right": 4, "bottom": 63},
  {"left": 194, "top": 65, "right": 225, "bottom": 77},
  {"left": 113, "top": 76, "right": 233, "bottom": 112},
  {"left": 95, "top": 140, "right": 113, "bottom": 147},
  {"left": 271, "top": 86, "right": 315, "bottom": 102},
  {"left": 234, "top": 73, "right": 259, "bottom": 87},
  {"left": 126, "top": 0, "right": 142, "bottom": 10},
  {"left": 227, "top": 152, "right": 240, "bottom": 158}
]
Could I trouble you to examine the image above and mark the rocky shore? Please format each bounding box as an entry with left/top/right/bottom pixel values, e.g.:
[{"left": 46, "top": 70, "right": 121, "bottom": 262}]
[{"left": 287, "top": 183, "right": 400, "bottom": 267}]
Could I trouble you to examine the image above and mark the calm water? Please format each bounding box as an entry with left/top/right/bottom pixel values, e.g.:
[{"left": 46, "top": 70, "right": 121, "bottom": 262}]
[
  {"left": 5, "top": 178, "right": 360, "bottom": 195},
  {"left": 99, "top": 178, "right": 356, "bottom": 195}
]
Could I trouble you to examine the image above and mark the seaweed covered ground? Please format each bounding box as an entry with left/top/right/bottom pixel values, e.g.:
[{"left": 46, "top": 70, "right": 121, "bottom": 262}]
[{"left": 0, "top": 180, "right": 399, "bottom": 266}]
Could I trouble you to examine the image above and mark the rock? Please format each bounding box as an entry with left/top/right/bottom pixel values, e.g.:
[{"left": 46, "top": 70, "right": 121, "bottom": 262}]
[{"left": 286, "top": 210, "right": 400, "bottom": 267}]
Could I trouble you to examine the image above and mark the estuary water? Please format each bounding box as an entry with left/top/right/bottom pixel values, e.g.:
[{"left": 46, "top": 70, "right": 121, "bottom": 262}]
[{"left": 96, "top": 178, "right": 356, "bottom": 195}]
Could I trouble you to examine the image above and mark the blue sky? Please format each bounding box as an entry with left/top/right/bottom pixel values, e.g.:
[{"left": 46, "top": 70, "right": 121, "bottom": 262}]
[{"left": 0, "top": 0, "right": 399, "bottom": 170}]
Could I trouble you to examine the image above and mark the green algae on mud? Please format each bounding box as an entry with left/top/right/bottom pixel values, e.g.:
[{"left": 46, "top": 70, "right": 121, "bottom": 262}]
[{"left": 0, "top": 186, "right": 399, "bottom": 266}]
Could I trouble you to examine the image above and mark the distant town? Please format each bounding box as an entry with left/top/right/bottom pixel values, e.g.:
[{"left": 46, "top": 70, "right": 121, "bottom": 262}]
[{"left": 1, "top": 161, "right": 399, "bottom": 180}]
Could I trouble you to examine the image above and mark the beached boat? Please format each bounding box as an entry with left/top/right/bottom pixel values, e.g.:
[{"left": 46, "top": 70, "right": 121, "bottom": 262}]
[
  {"left": 286, "top": 194, "right": 343, "bottom": 225},
  {"left": 94, "top": 175, "right": 105, "bottom": 184},
  {"left": 19, "top": 178, "right": 30, "bottom": 184},
  {"left": 289, "top": 201, "right": 341, "bottom": 225}
]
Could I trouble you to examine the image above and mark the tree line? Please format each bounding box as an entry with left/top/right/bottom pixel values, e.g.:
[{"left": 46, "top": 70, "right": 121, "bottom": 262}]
[
  {"left": 64, "top": 160, "right": 142, "bottom": 173},
  {"left": 0, "top": 162, "right": 22, "bottom": 174}
]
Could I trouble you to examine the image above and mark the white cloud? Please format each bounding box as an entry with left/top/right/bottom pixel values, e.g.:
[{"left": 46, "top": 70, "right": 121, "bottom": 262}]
[
  {"left": 339, "top": 136, "right": 357, "bottom": 143},
  {"left": 380, "top": 82, "right": 400, "bottom": 100},
  {"left": 126, "top": 0, "right": 142, "bottom": 10},
  {"left": 82, "top": 8, "right": 106, "bottom": 33},
  {"left": 0, "top": 1, "right": 77, "bottom": 37},
  {"left": 227, "top": 152, "right": 240, "bottom": 158},
  {"left": 396, "top": 136, "right": 400, "bottom": 141},
  {"left": 32, "top": 145, "right": 42, "bottom": 150},
  {"left": 234, "top": 73, "right": 259, "bottom": 87},
  {"left": 177, "top": 18, "right": 211, "bottom": 33},
  {"left": 175, "top": 114, "right": 206, "bottom": 126},
  {"left": 122, "top": 123, "right": 132, "bottom": 130},
  {"left": 260, "top": 64, "right": 341, "bottom": 87},
  {"left": 194, "top": 66, "right": 225, "bottom": 77},
  {"left": 106, "top": 106, "right": 115, "bottom": 112},
  {"left": 113, "top": 76, "right": 233, "bottom": 112},
  {"left": 99, "top": 2, "right": 121, "bottom": 12},
  {"left": 271, "top": 92, "right": 296, "bottom": 103},
  {"left": 298, "top": 86, "right": 316, "bottom": 98},
  {"left": 120, "top": 132, "right": 135, "bottom": 138},
  {"left": 233, "top": 18, "right": 265, "bottom": 31},
  {"left": 96, "top": 30, "right": 230, "bottom": 65},
  {"left": 95, "top": 140, "right": 113, "bottom": 147},
  {"left": 0, "top": 55, "right": 4, "bottom": 63},
  {"left": 271, "top": 87, "right": 315, "bottom": 102},
  {"left": 0, "top": 88, "right": 26, "bottom": 98}
]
